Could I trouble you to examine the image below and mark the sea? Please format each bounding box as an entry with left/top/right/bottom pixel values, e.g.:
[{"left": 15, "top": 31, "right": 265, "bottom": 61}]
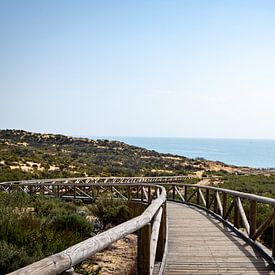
[{"left": 89, "top": 137, "right": 275, "bottom": 169}]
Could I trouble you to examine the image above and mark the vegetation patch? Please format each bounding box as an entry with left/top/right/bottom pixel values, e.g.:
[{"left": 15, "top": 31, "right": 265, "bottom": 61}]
[{"left": 0, "top": 192, "right": 132, "bottom": 274}]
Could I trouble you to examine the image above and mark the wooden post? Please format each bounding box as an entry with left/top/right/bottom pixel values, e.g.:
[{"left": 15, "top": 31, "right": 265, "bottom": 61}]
[
  {"left": 222, "top": 193, "right": 227, "bottom": 219},
  {"left": 196, "top": 188, "right": 200, "bottom": 205},
  {"left": 156, "top": 203, "right": 167, "bottom": 261},
  {"left": 148, "top": 186, "right": 151, "bottom": 202},
  {"left": 206, "top": 189, "right": 209, "bottom": 209},
  {"left": 141, "top": 186, "right": 144, "bottom": 202},
  {"left": 128, "top": 186, "right": 132, "bottom": 201},
  {"left": 155, "top": 186, "right": 158, "bottom": 199},
  {"left": 214, "top": 191, "right": 218, "bottom": 214},
  {"left": 172, "top": 185, "right": 175, "bottom": 200},
  {"left": 73, "top": 186, "right": 76, "bottom": 199},
  {"left": 234, "top": 197, "right": 240, "bottom": 229},
  {"left": 184, "top": 185, "right": 188, "bottom": 202},
  {"left": 249, "top": 200, "right": 257, "bottom": 238},
  {"left": 91, "top": 186, "right": 95, "bottom": 198},
  {"left": 137, "top": 224, "right": 151, "bottom": 275}
]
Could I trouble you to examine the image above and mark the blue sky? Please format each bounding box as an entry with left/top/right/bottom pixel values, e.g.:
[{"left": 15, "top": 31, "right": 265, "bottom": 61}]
[{"left": 1, "top": 1, "right": 275, "bottom": 138}]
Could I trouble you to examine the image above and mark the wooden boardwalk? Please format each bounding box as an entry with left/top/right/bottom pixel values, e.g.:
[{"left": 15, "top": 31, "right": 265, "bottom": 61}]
[{"left": 164, "top": 202, "right": 274, "bottom": 274}]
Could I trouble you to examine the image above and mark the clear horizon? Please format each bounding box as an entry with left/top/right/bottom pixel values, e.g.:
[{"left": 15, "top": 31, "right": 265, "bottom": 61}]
[{"left": 1, "top": 1, "right": 275, "bottom": 139}]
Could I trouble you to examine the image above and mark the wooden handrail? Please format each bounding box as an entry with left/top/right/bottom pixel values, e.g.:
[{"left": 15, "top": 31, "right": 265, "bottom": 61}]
[
  {"left": 0, "top": 175, "right": 191, "bottom": 186},
  {"left": 7, "top": 183, "right": 167, "bottom": 275}
]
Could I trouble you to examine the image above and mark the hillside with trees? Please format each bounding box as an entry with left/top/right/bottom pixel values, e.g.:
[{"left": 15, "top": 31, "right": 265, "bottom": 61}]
[{"left": 0, "top": 129, "right": 231, "bottom": 182}]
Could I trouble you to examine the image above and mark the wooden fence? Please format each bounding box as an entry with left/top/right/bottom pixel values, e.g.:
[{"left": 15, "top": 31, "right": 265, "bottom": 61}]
[
  {"left": 6, "top": 183, "right": 167, "bottom": 275},
  {"left": 1, "top": 177, "right": 275, "bottom": 273}
]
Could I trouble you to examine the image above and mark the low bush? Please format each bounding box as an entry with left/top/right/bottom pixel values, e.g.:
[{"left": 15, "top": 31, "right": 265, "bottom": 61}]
[{"left": 89, "top": 193, "right": 131, "bottom": 228}]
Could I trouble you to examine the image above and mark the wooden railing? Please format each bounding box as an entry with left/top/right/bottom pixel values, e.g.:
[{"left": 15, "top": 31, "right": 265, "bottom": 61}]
[
  {"left": 164, "top": 183, "right": 275, "bottom": 265},
  {"left": 4, "top": 182, "right": 167, "bottom": 275},
  {"left": 2, "top": 177, "right": 275, "bottom": 272}
]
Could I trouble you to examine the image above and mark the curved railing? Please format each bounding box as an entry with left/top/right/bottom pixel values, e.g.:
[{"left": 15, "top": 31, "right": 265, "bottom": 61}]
[
  {"left": 2, "top": 180, "right": 167, "bottom": 275},
  {"left": 2, "top": 177, "right": 275, "bottom": 273},
  {"left": 164, "top": 183, "right": 275, "bottom": 266}
]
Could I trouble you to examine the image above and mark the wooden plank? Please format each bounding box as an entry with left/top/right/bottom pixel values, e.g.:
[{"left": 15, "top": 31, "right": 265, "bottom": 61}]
[{"left": 164, "top": 202, "right": 273, "bottom": 274}]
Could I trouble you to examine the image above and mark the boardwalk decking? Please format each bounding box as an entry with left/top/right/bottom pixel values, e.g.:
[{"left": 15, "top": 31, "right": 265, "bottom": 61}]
[{"left": 164, "top": 202, "right": 274, "bottom": 274}]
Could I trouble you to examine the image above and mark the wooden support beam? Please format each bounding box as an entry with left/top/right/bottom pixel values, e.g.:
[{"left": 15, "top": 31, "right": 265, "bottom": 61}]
[
  {"left": 184, "top": 185, "right": 188, "bottom": 202},
  {"left": 222, "top": 193, "right": 227, "bottom": 219},
  {"left": 187, "top": 189, "right": 197, "bottom": 203},
  {"left": 234, "top": 197, "right": 240, "bottom": 229},
  {"left": 216, "top": 192, "right": 223, "bottom": 216},
  {"left": 252, "top": 213, "right": 273, "bottom": 240},
  {"left": 142, "top": 187, "right": 148, "bottom": 202},
  {"left": 206, "top": 189, "right": 210, "bottom": 209},
  {"left": 150, "top": 208, "right": 163, "bottom": 273},
  {"left": 196, "top": 188, "right": 200, "bottom": 205},
  {"left": 156, "top": 203, "right": 166, "bottom": 261},
  {"left": 127, "top": 186, "right": 132, "bottom": 201},
  {"left": 198, "top": 189, "right": 206, "bottom": 207},
  {"left": 224, "top": 200, "right": 234, "bottom": 220},
  {"left": 175, "top": 186, "right": 185, "bottom": 202},
  {"left": 172, "top": 185, "right": 175, "bottom": 200},
  {"left": 214, "top": 191, "right": 218, "bottom": 214},
  {"left": 137, "top": 224, "right": 151, "bottom": 275},
  {"left": 236, "top": 197, "right": 250, "bottom": 234},
  {"left": 249, "top": 200, "right": 257, "bottom": 238},
  {"left": 148, "top": 186, "right": 151, "bottom": 202}
]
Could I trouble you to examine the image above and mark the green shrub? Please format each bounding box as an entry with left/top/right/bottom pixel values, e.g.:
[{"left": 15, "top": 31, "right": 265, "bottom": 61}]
[
  {"left": 50, "top": 211, "right": 92, "bottom": 236},
  {"left": 90, "top": 193, "right": 130, "bottom": 228},
  {"left": 0, "top": 240, "right": 32, "bottom": 274}
]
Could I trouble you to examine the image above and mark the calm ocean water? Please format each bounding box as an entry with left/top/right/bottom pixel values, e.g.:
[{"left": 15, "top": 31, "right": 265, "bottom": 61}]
[{"left": 90, "top": 137, "right": 275, "bottom": 169}]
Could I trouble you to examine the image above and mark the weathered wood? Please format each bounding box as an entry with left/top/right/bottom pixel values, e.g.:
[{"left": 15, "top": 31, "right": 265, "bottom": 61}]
[
  {"left": 148, "top": 186, "right": 152, "bottom": 202},
  {"left": 249, "top": 200, "right": 257, "bottom": 238},
  {"left": 156, "top": 203, "right": 167, "bottom": 261},
  {"left": 222, "top": 193, "right": 227, "bottom": 219},
  {"left": 252, "top": 213, "right": 273, "bottom": 241},
  {"left": 150, "top": 208, "right": 163, "bottom": 274},
  {"left": 10, "top": 185, "right": 166, "bottom": 275},
  {"left": 184, "top": 185, "right": 188, "bottom": 202},
  {"left": 215, "top": 192, "right": 223, "bottom": 216},
  {"left": 236, "top": 197, "right": 250, "bottom": 234},
  {"left": 128, "top": 186, "right": 132, "bottom": 201},
  {"left": 187, "top": 189, "right": 197, "bottom": 202},
  {"left": 196, "top": 188, "right": 200, "bottom": 205},
  {"left": 172, "top": 185, "right": 175, "bottom": 200},
  {"left": 214, "top": 191, "right": 218, "bottom": 214},
  {"left": 198, "top": 189, "right": 206, "bottom": 207},
  {"left": 4, "top": 178, "right": 275, "bottom": 274},
  {"left": 138, "top": 224, "right": 151, "bottom": 275},
  {"left": 112, "top": 186, "right": 127, "bottom": 200},
  {"left": 164, "top": 202, "right": 273, "bottom": 274},
  {"left": 224, "top": 199, "right": 235, "bottom": 220},
  {"left": 143, "top": 186, "right": 149, "bottom": 202},
  {"left": 206, "top": 188, "right": 210, "bottom": 208},
  {"left": 234, "top": 197, "right": 240, "bottom": 229},
  {"left": 175, "top": 186, "right": 185, "bottom": 202}
]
